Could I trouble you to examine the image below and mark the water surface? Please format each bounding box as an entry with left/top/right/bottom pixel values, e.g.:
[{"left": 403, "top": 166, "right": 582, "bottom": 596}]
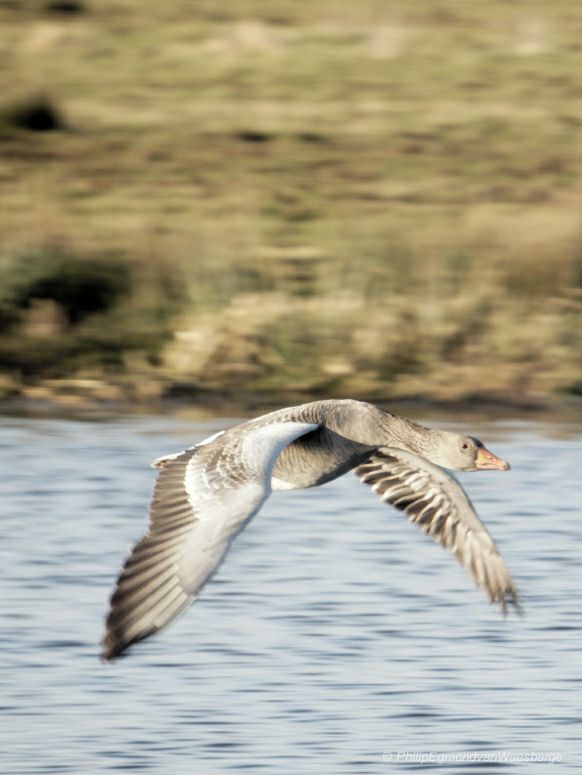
[{"left": 1, "top": 413, "right": 581, "bottom": 773}]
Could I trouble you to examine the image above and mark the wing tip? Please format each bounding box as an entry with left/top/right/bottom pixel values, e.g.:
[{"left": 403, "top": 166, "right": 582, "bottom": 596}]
[
  {"left": 100, "top": 632, "right": 125, "bottom": 662},
  {"left": 100, "top": 617, "right": 136, "bottom": 662},
  {"left": 508, "top": 590, "right": 525, "bottom": 619},
  {"left": 492, "top": 583, "right": 523, "bottom": 619}
]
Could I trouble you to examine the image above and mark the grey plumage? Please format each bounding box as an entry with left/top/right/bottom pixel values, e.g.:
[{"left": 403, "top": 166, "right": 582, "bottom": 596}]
[
  {"left": 102, "top": 399, "right": 518, "bottom": 660},
  {"left": 355, "top": 448, "right": 519, "bottom": 614}
]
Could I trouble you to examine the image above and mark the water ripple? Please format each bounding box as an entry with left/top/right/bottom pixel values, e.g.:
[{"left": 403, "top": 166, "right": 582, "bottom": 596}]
[{"left": 1, "top": 415, "right": 581, "bottom": 774}]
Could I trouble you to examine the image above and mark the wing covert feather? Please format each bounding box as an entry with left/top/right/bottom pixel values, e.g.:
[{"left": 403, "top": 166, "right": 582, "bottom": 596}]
[
  {"left": 355, "top": 447, "right": 520, "bottom": 613},
  {"left": 102, "top": 420, "right": 319, "bottom": 660}
]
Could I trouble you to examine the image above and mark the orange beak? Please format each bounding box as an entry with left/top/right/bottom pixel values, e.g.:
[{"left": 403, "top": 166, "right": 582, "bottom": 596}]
[{"left": 475, "top": 445, "right": 510, "bottom": 471}]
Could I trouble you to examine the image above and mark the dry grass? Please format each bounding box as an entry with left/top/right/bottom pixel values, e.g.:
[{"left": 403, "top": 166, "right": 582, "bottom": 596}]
[{"left": 1, "top": 0, "right": 582, "bottom": 404}]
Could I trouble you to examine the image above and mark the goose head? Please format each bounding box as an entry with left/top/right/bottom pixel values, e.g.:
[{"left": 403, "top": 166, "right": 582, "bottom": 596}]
[{"left": 432, "top": 432, "right": 510, "bottom": 472}]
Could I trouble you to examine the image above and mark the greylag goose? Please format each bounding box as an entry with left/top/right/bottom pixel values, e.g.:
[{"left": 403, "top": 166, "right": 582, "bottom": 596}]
[{"left": 102, "top": 399, "right": 518, "bottom": 660}]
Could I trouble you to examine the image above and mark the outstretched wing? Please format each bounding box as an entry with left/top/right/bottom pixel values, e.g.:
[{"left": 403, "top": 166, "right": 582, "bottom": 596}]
[
  {"left": 355, "top": 447, "right": 520, "bottom": 613},
  {"left": 102, "top": 420, "right": 318, "bottom": 660}
]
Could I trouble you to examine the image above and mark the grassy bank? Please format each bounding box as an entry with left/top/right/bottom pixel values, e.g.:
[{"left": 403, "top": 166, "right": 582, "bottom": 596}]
[{"left": 1, "top": 0, "right": 582, "bottom": 407}]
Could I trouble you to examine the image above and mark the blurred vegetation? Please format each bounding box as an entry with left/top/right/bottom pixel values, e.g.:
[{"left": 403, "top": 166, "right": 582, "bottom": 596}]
[
  {"left": 0, "top": 0, "right": 581, "bottom": 405},
  {"left": 0, "top": 246, "right": 180, "bottom": 381}
]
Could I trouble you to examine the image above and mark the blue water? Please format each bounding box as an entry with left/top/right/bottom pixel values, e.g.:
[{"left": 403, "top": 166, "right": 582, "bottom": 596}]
[{"left": 1, "top": 412, "right": 581, "bottom": 773}]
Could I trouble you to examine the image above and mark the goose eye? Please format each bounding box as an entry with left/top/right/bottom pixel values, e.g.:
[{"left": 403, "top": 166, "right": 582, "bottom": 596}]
[{"left": 461, "top": 442, "right": 469, "bottom": 450}]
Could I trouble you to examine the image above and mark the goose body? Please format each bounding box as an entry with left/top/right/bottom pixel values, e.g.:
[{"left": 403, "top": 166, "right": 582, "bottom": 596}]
[{"left": 102, "top": 399, "right": 518, "bottom": 660}]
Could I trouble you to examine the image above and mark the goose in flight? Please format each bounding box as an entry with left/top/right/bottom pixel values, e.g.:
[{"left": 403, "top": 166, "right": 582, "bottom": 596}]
[{"left": 102, "top": 399, "right": 519, "bottom": 660}]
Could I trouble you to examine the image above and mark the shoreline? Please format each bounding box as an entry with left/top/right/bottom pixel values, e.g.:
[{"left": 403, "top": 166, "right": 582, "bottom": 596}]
[{"left": 2, "top": 377, "right": 581, "bottom": 424}]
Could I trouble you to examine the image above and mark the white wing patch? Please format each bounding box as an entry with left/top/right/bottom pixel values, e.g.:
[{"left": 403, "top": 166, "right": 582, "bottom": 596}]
[
  {"left": 102, "top": 418, "right": 320, "bottom": 659},
  {"left": 196, "top": 430, "right": 226, "bottom": 447},
  {"left": 271, "top": 476, "right": 299, "bottom": 491},
  {"left": 151, "top": 449, "right": 192, "bottom": 469},
  {"left": 151, "top": 431, "right": 226, "bottom": 470}
]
